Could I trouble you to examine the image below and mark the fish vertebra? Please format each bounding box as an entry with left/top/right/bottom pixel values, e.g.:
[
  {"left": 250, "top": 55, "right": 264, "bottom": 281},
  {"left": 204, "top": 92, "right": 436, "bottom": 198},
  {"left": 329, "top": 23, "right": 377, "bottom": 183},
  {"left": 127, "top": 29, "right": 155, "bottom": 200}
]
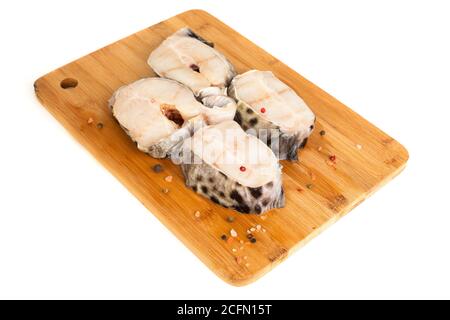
[
  {"left": 228, "top": 70, "right": 316, "bottom": 160},
  {"left": 148, "top": 28, "right": 236, "bottom": 98},
  {"left": 178, "top": 120, "right": 285, "bottom": 214}
]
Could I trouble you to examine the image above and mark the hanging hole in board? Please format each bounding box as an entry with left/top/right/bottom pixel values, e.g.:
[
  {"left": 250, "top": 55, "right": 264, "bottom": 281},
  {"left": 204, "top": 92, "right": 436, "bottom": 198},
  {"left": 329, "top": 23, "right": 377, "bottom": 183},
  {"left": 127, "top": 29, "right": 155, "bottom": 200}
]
[{"left": 60, "top": 78, "right": 78, "bottom": 89}]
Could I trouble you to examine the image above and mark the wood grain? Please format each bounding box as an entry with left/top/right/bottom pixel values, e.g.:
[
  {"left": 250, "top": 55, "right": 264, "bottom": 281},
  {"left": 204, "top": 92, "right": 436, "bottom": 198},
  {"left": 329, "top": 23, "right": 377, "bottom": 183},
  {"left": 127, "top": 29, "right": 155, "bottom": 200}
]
[{"left": 34, "top": 9, "right": 408, "bottom": 286}]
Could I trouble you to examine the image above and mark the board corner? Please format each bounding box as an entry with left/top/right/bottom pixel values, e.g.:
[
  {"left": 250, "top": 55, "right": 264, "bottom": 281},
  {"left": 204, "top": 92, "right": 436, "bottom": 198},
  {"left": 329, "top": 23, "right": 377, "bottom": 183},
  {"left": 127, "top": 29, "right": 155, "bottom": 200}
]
[{"left": 178, "top": 8, "right": 214, "bottom": 19}]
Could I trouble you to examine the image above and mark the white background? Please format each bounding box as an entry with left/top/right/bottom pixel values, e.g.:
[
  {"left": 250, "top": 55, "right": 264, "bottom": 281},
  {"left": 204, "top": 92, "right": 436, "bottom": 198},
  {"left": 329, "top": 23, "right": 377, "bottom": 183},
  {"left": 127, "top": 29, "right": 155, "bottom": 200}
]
[{"left": 0, "top": 0, "right": 449, "bottom": 299}]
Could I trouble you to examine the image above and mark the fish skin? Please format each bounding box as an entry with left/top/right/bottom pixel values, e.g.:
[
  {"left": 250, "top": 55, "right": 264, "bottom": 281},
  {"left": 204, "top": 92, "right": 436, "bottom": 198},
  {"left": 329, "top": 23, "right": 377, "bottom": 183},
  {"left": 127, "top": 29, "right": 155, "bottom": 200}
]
[
  {"left": 185, "top": 28, "right": 215, "bottom": 47},
  {"left": 231, "top": 100, "right": 313, "bottom": 161},
  {"left": 180, "top": 151, "right": 285, "bottom": 214}
]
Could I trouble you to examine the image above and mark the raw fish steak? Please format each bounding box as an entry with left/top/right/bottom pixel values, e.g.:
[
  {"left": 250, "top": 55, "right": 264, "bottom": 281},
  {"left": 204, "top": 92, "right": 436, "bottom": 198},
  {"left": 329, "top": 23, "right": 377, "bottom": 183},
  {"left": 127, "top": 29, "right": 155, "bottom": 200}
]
[
  {"left": 148, "top": 28, "right": 236, "bottom": 98},
  {"left": 228, "top": 70, "right": 316, "bottom": 160},
  {"left": 109, "top": 78, "right": 205, "bottom": 158},
  {"left": 178, "top": 120, "right": 285, "bottom": 214}
]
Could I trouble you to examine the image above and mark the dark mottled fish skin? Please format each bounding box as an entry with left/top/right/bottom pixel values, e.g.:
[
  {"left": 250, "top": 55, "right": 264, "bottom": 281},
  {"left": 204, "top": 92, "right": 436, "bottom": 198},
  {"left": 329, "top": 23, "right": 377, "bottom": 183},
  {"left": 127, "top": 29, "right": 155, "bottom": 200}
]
[
  {"left": 180, "top": 152, "right": 285, "bottom": 214},
  {"left": 231, "top": 100, "right": 314, "bottom": 161},
  {"left": 184, "top": 28, "right": 215, "bottom": 48}
]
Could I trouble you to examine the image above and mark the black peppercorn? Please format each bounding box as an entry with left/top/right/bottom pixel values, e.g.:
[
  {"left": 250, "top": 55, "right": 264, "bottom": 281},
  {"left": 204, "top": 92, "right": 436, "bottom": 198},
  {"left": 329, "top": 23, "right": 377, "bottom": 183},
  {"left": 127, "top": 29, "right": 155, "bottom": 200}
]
[{"left": 152, "top": 164, "right": 163, "bottom": 173}]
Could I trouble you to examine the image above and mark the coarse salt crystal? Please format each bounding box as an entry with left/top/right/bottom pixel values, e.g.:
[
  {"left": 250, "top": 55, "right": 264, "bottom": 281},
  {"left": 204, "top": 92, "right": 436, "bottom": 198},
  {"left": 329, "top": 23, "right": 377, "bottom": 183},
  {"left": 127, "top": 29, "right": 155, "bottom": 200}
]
[
  {"left": 194, "top": 211, "right": 201, "bottom": 218},
  {"left": 230, "top": 229, "right": 238, "bottom": 237},
  {"left": 165, "top": 175, "right": 173, "bottom": 182},
  {"left": 250, "top": 227, "right": 256, "bottom": 232},
  {"left": 356, "top": 144, "right": 363, "bottom": 150},
  {"left": 232, "top": 248, "right": 237, "bottom": 252},
  {"left": 87, "top": 117, "right": 94, "bottom": 124},
  {"left": 256, "top": 225, "right": 262, "bottom": 230}
]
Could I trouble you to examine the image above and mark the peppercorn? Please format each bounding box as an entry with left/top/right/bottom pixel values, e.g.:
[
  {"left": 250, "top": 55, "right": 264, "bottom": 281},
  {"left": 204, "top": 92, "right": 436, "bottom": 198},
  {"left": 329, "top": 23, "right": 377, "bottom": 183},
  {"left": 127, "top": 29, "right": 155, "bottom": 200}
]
[
  {"left": 221, "top": 234, "right": 227, "bottom": 241},
  {"left": 250, "top": 238, "right": 257, "bottom": 243},
  {"left": 96, "top": 122, "right": 104, "bottom": 129},
  {"left": 319, "top": 130, "right": 326, "bottom": 136},
  {"left": 226, "top": 216, "right": 235, "bottom": 223},
  {"left": 152, "top": 164, "right": 163, "bottom": 173}
]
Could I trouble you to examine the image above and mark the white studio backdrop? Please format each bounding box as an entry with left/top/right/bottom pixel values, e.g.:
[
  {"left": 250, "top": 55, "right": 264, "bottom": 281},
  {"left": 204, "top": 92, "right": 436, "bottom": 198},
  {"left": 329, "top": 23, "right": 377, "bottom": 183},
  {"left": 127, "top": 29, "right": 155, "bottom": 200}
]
[{"left": 0, "top": 0, "right": 449, "bottom": 299}]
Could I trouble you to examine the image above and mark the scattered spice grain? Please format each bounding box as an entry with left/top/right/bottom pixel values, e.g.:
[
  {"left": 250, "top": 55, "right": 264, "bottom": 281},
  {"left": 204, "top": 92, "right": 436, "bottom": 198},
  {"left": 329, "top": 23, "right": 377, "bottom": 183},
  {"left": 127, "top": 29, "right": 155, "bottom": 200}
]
[{"left": 152, "top": 164, "right": 163, "bottom": 173}]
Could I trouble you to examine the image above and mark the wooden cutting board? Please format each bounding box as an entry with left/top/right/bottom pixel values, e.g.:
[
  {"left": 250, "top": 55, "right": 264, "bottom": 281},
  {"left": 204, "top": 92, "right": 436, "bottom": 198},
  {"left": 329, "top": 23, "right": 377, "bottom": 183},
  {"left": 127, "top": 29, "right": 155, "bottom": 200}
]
[{"left": 34, "top": 9, "right": 408, "bottom": 286}]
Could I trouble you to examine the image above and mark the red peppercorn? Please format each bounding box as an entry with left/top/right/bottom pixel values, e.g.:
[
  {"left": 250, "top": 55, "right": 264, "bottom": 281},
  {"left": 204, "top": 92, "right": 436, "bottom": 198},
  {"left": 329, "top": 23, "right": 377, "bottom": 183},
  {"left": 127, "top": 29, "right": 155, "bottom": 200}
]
[
  {"left": 329, "top": 155, "right": 336, "bottom": 162},
  {"left": 240, "top": 166, "right": 246, "bottom": 172},
  {"left": 260, "top": 107, "right": 266, "bottom": 113}
]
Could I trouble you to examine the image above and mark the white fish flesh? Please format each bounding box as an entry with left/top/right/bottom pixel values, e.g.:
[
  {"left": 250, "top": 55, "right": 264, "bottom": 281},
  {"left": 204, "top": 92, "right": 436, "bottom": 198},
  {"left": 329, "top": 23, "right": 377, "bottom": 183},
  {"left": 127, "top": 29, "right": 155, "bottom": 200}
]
[
  {"left": 148, "top": 28, "right": 236, "bottom": 97},
  {"left": 201, "top": 95, "right": 237, "bottom": 125},
  {"left": 109, "top": 78, "right": 206, "bottom": 158},
  {"left": 228, "top": 70, "right": 316, "bottom": 160},
  {"left": 179, "top": 120, "right": 285, "bottom": 214}
]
